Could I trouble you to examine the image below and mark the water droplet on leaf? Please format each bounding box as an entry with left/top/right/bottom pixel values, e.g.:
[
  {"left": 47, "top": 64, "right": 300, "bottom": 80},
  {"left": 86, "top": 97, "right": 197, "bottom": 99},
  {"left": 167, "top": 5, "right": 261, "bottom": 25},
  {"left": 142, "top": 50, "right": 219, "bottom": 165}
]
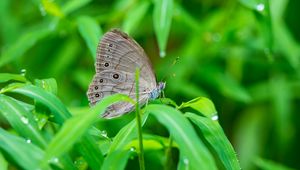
[
  {"left": 211, "top": 115, "right": 219, "bottom": 121},
  {"left": 20, "top": 116, "right": 29, "bottom": 124},
  {"left": 130, "top": 147, "right": 136, "bottom": 152},
  {"left": 183, "top": 158, "right": 189, "bottom": 165},
  {"left": 100, "top": 130, "right": 108, "bottom": 138},
  {"left": 256, "top": 3, "right": 265, "bottom": 12},
  {"left": 20, "top": 69, "right": 27, "bottom": 76},
  {"left": 160, "top": 51, "right": 166, "bottom": 58},
  {"left": 49, "top": 157, "right": 59, "bottom": 164}
]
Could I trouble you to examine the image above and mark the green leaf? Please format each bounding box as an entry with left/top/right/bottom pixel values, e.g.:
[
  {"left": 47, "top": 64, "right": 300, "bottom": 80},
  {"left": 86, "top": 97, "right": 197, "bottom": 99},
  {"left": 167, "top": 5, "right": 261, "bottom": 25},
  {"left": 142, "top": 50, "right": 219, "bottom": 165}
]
[
  {"left": 239, "top": 0, "right": 266, "bottom": 11},
  {"left": 41, "top": 0, "right": 64, "bottom": 18},
  {"left": 233, "top": 109, "right": 266, "bottom": 169},
  {"left": 122, "top": 1, "right": 150, "bottom": 34},
  {"left": 101, "top": 150, "right": 133, "bottom": 170},
  {"left": 269, "top": 76, "right": 292, "bottom": 148},
  {"left": 108, "top": 112, "right": 149, "bottom": 153},
  {"left": 11, "top": 84, "right": 71, "bottom": 124},
  {"left": 199, "top": 66, "right": 252, "bottom": 103},
  {"left": 0, "top": 128, "right": 50, "bottom": 170},
  {"left": 77, "top": 16, "right": 102, "bottom": 60},
  {"left": 254, "top": 158, "right": 296, "bottom": 170},
  {"left": 270, "top": 0, "right": 300, "bottom": 68},
  {"left": 62, "top": 0, "right": 92, "bottom": 15},
  {"left": 0, "top": 152, "right": 8, "bottom": 170},
  {"left": 10, "top": 84, "right": 104, "bottom": 169},
  {"left": 0, "top": 73, "right": 26, "bottom": 83},
  {"left": 0, "top": 26, "right": 52, "bottom": 67},
  {"left": 35, "top": 78, "right": 58, "bottom": 95},
  {"left": 42, "top": 94, "right": 133, "bottom": 164},
  {"left": 153, "top": 0, "right": 173, "bottom": 57},
  {"left": 145, "top": 104, "right": 217, "bottom": 170},
  {"left": 185, "top": 112, "right": 241, "bottom": 170},
  {"left": 173, "top": 3, "right": 201, "bottom": 31},
  {"left": 0, "top": 94, "right": 47, "bottom": 148},
  {"left": 76, "top": 134, "right": 104, "bottom": 170},
  {"left": 46, "top": 38, "right": 81, "bottom": 77},
  {"left": 178, "top": 97, "right": 218, "bottom": 118}
]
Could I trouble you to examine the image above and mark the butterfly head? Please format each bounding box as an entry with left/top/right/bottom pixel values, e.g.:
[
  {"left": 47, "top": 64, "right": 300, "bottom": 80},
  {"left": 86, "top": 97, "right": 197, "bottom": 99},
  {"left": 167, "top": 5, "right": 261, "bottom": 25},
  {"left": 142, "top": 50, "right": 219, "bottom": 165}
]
[
  {"left": 157, "top": 82, "right": 166, "bottom": 91},
  {"left": 149, "top": 82, "right": 166, "bottom": 100}
]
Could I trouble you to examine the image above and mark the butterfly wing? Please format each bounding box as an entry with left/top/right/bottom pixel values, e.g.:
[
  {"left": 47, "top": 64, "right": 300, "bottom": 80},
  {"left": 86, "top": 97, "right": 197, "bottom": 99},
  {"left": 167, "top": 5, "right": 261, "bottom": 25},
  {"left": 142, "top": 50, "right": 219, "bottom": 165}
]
[{"left": 87, "top": 29, "right": 157, "bottom": 118}]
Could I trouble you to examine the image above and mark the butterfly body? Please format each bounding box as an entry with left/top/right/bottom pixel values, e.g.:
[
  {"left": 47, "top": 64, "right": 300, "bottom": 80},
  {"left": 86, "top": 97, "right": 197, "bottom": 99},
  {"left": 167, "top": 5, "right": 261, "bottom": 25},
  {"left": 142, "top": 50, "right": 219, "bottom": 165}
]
[{"left": 87, "top": 29, "right": 164, "bottom": 118}]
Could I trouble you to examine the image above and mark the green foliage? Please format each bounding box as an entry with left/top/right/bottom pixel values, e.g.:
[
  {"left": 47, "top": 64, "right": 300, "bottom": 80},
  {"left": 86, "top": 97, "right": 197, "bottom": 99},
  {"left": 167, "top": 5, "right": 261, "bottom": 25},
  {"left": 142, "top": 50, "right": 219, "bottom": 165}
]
[{"left": 1, "top": 0, "right": 299, "bottom": 169}]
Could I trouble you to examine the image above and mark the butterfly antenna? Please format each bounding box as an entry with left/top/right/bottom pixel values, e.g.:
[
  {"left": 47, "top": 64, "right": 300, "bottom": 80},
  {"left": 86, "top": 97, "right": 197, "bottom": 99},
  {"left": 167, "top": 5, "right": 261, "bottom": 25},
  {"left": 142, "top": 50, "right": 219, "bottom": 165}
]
[{"left": 161, "top": 56, "right": 180, "bottom": 82}]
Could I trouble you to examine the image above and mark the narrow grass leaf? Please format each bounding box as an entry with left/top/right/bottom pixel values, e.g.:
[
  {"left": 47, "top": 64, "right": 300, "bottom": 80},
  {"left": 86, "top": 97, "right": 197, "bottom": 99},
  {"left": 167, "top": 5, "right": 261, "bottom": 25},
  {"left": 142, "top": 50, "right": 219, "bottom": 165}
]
[
  {"left": 122, "top": 1, "right": 150, "bottom": 34},
  {"left": 72, "top": 69, "right": 92, "bottom": 90},
  {"left": 178, "top": 97, "right": 217, "bottom": 118},
  {"left": 269, "top": 76, "right": 292, "bottom": 148},
  {"left": 144, "top": 104, "right": 217, "bottom": 169},
  {"left": 0, "top": 94, "right": 47, "bottom": 148},
  {"left": 35, "top": 78, "right": 58, "bottom": 95},
  {"left": 254, "top": 158, "right": 296, "bottom": 170},
  {"left": 62, "top": 0, "right": 92, "bottom": 15},
  {"left": 239, "top": 0, "right": 266, "bottom": 11},
  {"left": 108, "top": 112, "right": 149, "bottom": 153},
  {"left": 199, "top": 67, "right": 251, "bottom": 103},
  {"left": 0, "top": 82, "right": 26, "bottom": 94},
  {"left": 11, "top": 85, "right": 105, "bottom": 169},
  {"left": 46, "top": 38, "right": 81, "bottom": 77},
  {"left": 76, "top": 134, "right": 104, "bottom": 170},
  {"left": 173, "top": 3, "right": 201, "bottom": 31},
  {"left": 77, "top": 16, "right": 102, "bottom": 60},
  {"left": 41, "top": 0, "right": 64, "bottom": 18},
  {"left": 0, "top": 152, "right": 8, "bottom": 170},
  {"left": 0, "top": 128, "right": 50, "bottom": 170},
  {"left": 185, "top": 112, "right": 241, "bottom": 170},
  {"left": 153, "top": 0, "right": 173, "bottom": 57},
  {"left": 0, "top": 26, "right": 52, "bottom": 67},
  {"left": 0, "top": 73, "right": 26, "bottom": 83},
  {"left": 43, "top": 94, "right": 133, "bottom": 163},
  {"left": 126, "top": 134, "right": 171, "bottom": 150},
  {"left": 155, "top": 97, "right": 178, "bottom": 108},
  {"left": 10, "top": 97, "right": 35, "bottom": 112},
  {"left": 11, "top": 84, "right": 71, "bottom": 124},
  {"left": 101, "top": 150, "right": 133, "bottom": 170}
]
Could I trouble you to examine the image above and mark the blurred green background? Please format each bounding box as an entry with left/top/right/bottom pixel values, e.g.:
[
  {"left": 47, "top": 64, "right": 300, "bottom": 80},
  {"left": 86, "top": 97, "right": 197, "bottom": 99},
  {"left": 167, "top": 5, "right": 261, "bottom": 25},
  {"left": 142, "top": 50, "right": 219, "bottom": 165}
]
[{"left": 1, "top": 0, "right": 300, "bottom": 169}]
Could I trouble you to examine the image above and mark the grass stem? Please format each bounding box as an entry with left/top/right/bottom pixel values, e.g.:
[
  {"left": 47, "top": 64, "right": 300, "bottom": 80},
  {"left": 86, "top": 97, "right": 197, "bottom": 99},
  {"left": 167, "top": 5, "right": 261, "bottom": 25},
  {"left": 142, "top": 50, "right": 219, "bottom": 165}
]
[{"left": 135, "top": 68, "right": 145, "bottom": 170}]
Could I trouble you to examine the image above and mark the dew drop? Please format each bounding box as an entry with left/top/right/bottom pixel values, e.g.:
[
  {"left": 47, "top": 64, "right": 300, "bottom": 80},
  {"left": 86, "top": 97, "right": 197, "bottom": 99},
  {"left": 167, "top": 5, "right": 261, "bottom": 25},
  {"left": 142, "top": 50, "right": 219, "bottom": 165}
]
[
  {"left": 49, "top": 157, "right": 59, "bottom": 164},
  {"left": 160, "top": 51, "right": 166, "bottom": 58},
  {"left": 256, "top": 3, "right": 265, "bottom": 12},
  {"left": 100, "top": 130, "right": 108, "bottom": 138},
  {"left": 26, "top": 139, "right": 31, "bottom": 143},
  {"left": 20, "top": 69, "right": 27, "bottom": 76},
  {"left": 211, "top": 115, "right": 219, "bottom": 121},
  {"left": 20, "top": 116, "right": 29, "bottom": 124},
  {"left": 183, "top": 158, "right": 189, "bottom": 165},
  {"left": 130, "top": 147, "right": 136, "bottom": 152}
]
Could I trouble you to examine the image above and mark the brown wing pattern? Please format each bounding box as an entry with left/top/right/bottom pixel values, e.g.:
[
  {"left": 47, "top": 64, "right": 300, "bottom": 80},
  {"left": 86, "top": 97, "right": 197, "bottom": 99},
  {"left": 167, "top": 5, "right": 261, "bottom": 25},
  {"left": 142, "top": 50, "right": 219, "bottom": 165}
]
[{"left": 87, "top": 29, "right": 157, "bottom": 118}]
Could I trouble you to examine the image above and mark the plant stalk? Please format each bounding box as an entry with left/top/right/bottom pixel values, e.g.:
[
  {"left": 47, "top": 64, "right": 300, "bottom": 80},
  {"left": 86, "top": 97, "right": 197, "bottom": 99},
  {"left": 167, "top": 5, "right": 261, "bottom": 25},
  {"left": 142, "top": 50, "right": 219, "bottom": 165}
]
[{"left": 135, "top": 68, "right": 145, "bottom": 170}]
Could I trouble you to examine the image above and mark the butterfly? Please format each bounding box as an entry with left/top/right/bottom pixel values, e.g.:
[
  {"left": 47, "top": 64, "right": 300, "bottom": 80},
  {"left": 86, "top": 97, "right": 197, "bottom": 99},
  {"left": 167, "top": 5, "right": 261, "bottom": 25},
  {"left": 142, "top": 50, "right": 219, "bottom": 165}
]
[{"left": 87, "top": 29, "right": 165, "bottom": 118}]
